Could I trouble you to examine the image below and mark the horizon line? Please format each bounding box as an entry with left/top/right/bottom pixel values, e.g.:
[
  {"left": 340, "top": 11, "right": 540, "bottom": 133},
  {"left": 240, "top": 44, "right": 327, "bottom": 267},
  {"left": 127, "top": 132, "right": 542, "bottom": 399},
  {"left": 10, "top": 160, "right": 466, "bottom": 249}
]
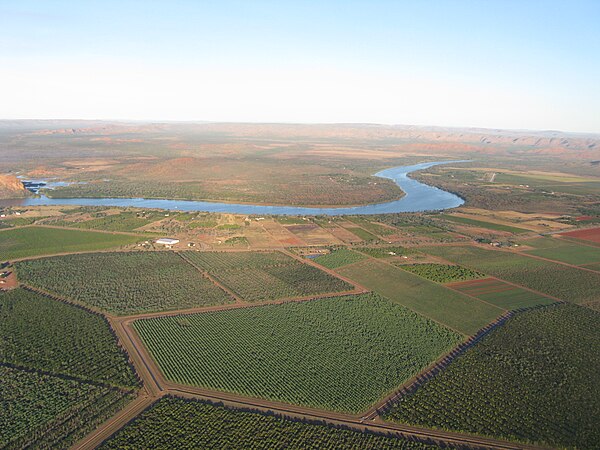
[{"left": 1, "top": 118, "right": 599, "bottom": 137}]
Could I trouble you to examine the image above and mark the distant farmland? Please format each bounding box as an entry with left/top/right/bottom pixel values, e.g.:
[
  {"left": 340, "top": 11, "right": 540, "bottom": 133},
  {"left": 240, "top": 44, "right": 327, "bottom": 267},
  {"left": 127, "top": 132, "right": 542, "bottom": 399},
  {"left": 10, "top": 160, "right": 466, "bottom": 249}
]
[
  {"left": 522, "top": 238, "right": 600, "bottom": 266},
  {"left": 424, "top": 245, "right": 600, "bottom": 304}
]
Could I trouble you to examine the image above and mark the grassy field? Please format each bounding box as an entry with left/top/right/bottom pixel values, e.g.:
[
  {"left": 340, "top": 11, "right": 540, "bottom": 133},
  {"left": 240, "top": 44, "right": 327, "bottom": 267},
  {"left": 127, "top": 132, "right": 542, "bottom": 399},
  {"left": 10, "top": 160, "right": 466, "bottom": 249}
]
[
  {"left": 347, "top": 217, "right": 398, "bottom": 236},
  {"left": 523, "top": 238, "right": 600, "bottom": 265},
  {"left": 385, "top": 304, "right": 600, "bottom": 449},
  {"left": 133, "top": 294, "right": 461, "bottom": 413},
  {"left": 100, "top": 397, "right": 439, "bottom": 449},
  {"left": 345, "top": 226, "right": 379, "bottom": 242},
  {"left": 0, "top": 288, "right": 138, "bottom": 387},
  {"left": 184, "top": 251, "right": 353, "bottom": 302},
  {"left": 397, "top": 263, "right": 485, "bottom": 283},
  {"left": 15, "top": 252, "right": 233, "bottom": 315},
  {"left": 0, "top": 288, "right": 137, "bottom": 449},
  {"left": 439, "top": 214, "right": 529, "bottom": 234},
  {"left": 0, "top": 226, "right": 141, "bottom": 260},
  {"left": 312, "top": 248, "right": 366, "bottom": 269},
  {"left": 584, "top": 261, "right": 600, "bottom": 271},
  {"left": 423, "top": 245, "right": 600, "bottom": 304},
  {"left": 336, "top": 260, "right": 502, "bottom": 334},
  {"left": 447, "top": 278, "right": 556, "bottom": 310}
]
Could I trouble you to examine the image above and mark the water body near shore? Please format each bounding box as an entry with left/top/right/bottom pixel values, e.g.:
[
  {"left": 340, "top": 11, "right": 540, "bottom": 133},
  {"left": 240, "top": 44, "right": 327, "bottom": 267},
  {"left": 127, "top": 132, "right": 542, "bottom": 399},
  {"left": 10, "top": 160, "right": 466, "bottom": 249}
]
[{"left": 3, "top": 161, "right": 469, "bottom": 216}]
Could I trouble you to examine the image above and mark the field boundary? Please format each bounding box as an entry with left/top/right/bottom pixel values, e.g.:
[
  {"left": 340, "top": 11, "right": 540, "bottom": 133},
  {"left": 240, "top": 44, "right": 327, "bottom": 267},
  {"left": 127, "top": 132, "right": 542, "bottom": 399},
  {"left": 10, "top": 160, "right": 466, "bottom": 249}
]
[{"left": 176, "top": 251, "right": 243, "bottom": 303}]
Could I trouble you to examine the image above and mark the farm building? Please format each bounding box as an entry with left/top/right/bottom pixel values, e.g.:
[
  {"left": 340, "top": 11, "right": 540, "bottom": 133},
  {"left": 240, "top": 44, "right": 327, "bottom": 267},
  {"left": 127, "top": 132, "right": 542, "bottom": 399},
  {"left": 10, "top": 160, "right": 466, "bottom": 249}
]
[{"left": 155, "top": 238, "right": 180, "bottom": 246}]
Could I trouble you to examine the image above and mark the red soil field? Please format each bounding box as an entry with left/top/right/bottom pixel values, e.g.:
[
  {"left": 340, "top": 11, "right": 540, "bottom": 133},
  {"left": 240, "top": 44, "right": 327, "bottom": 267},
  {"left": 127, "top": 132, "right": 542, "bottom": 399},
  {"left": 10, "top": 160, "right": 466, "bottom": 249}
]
[
  {"left": 447, "top": 278, "right": 513, "bottom": 296},
  {"left": 560, "top": 227, "right": 600, "bottom": 244}
]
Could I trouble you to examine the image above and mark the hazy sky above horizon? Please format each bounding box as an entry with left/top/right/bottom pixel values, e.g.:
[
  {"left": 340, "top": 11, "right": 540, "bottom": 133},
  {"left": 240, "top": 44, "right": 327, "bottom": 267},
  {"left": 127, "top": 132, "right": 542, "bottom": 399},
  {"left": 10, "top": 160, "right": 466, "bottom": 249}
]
[{"left": 1, "top": 0, "right": 599, "bottom": 133}]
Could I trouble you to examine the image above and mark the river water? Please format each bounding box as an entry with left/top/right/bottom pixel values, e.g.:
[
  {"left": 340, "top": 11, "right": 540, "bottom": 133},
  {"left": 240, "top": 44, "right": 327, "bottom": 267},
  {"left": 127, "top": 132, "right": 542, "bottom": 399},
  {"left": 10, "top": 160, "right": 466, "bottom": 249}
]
[{"left": 2, "top": 161, "right": 467, "bottom": 216}]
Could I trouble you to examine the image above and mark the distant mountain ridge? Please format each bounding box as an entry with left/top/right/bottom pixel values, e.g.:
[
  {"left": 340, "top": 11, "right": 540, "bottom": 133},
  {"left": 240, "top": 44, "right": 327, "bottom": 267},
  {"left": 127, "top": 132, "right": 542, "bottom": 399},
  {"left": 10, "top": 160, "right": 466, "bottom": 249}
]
[{"left": 0, "top": 120, "right": 598, "bottom": 158}]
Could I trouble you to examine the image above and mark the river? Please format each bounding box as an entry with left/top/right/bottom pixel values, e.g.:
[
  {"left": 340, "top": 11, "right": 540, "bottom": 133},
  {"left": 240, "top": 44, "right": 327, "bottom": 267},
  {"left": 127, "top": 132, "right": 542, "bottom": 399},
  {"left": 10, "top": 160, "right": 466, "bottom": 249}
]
[{"left": 2, "top": 161, "right": 467, "bottom": 216}]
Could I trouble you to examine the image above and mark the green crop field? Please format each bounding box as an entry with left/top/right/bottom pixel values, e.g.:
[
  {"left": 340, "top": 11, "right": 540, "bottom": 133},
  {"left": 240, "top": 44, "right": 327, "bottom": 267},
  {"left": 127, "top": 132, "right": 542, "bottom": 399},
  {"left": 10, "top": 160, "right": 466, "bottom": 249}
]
[
  {"left": 0, "top": 288, "right": 138, "bottom": 387},
  {"left": 584, "top": 261, "right": 600, "bottom": 271},
  {"left": 133, "top": 294, "right": 461, "bottom": 413},
  {"left": 100, "top": 397, "right": 439, "bottom": 450},
  {"left": 15, "top": 252, "right": 233, "bottom": 315},
  {"left": 0, "top": 288, "right": 137, "bottom": 449},
  {"left": 0, "top": 226, "right": 141, "bottom": 260},
  {"left": 440, "top": 215, "right": 529, "bottom": 234},
  {"left": 447, "top": 278, "right": 556, "bottom": 309},
  {"left": 346, "top": 226, "right": 379, "bottom": 241},
  {"left": 347, "top": 217, "right": 397, "bottom": 236},
  {"left": 184, "top": 251, "right": 353, "bottom": 302},
  {"left": 398, "top": 263, "right": 485, "bottom": 283},
  {"left": 423, "top": 245, "right": 600, "bottom": 304},
  {"left": 385, "top": 304, "right": 600, "bottom": 449},
  {"left": 313, "top": 248, "right": 366, "bottom": 268},
  {"left": 522, "top": 238, "right": 600, "bottom": 265},
  {"left": 336, "top": 260, "right": 502, "bottom": 334}
]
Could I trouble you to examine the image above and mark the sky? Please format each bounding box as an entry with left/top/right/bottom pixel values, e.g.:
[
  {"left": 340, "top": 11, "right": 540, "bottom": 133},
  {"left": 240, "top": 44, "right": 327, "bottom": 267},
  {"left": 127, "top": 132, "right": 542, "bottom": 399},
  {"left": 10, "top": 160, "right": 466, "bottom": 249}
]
[{"left": 0, "top": 0, "right": 599, "bottom": 133}]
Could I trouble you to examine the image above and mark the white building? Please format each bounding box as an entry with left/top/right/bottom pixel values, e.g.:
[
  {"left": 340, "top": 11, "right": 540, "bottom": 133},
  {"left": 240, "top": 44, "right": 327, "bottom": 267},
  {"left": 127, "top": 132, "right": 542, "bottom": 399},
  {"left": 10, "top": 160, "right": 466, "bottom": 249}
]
[{"left": 155, "top": 238, "right": 180, "bottom": 246}]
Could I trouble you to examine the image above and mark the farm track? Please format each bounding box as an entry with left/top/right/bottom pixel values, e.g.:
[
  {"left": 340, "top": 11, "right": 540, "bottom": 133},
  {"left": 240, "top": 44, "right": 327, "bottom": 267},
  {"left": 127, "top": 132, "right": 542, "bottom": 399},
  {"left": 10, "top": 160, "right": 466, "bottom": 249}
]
[
  {"left": 514, "top": 249, "right": 600, "bottom": 274},
  {"left": 281, "top": 248, "right": 371, "bottom": 292},
  {"left": 176, "top": 251, "right": 244, "bottom": 303}
]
